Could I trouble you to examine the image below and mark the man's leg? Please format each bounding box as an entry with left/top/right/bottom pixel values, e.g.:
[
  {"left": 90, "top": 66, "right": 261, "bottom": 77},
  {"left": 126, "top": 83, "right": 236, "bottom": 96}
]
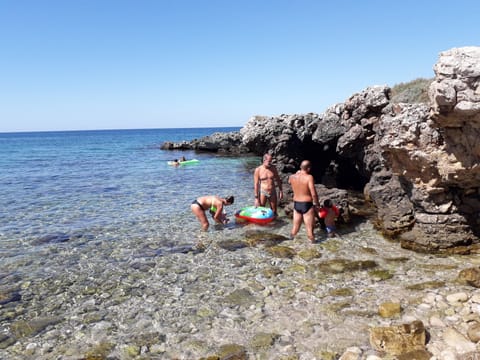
[
  {"left": 304, "top": 208, "right": 316, "bottom": 242},
  {"left": 269, "top": 192, "right": 278, "bottom": 215},
  {"left": 290, "top": 210, "right": 303, "bottom": 239}
]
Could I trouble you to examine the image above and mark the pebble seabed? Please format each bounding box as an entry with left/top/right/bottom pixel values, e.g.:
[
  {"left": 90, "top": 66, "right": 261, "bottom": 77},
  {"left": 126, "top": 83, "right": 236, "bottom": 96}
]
[{"left": 1, "top": 218, "right": 480, "bottom": 359}]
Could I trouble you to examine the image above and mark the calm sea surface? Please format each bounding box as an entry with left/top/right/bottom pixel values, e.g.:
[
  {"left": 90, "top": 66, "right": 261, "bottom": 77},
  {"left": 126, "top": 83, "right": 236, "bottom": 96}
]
[{"left": 0, "top": 127, "right": 259, "bottom": 276}]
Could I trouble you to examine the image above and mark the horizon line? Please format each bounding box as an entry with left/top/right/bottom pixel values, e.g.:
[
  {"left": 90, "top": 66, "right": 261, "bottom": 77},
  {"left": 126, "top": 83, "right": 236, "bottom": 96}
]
[{"left": 0, "top": 125, "right": 244, "bottom": 135}]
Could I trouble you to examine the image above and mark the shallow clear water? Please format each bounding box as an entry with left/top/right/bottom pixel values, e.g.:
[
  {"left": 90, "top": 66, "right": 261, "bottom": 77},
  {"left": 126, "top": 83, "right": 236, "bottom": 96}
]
[
  {"left": 0, "top": 128, "right": 259, "bottom": 278},
  {"left": 2, "top": 129, "right": 480, "bottom": 358}
]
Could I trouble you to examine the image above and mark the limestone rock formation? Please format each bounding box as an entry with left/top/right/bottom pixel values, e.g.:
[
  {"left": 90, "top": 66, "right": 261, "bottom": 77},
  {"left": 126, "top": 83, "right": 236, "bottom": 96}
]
[
  {"left": 381, "top": 47, "right": 480, "bottom": 250},
  {"left": 243, "top": 46, "right": 480, "bottom": 251},
  {"left": 161, "top": 46, "right": 480, "bottom": 251},
  {"left": 160, "top": 131, "right": 248, "bottom": 154}
]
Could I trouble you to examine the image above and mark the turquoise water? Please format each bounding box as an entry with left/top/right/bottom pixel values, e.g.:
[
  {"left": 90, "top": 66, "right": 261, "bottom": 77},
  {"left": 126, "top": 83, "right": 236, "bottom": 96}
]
[{"left": 0, "top": 128, "right": 259, "bottom": 274}]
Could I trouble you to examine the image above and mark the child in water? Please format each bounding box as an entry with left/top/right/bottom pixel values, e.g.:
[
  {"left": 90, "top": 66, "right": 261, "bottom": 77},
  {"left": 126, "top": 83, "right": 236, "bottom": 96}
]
[{"left": 318, "top": 199, "right": 340, "bottom": 237}]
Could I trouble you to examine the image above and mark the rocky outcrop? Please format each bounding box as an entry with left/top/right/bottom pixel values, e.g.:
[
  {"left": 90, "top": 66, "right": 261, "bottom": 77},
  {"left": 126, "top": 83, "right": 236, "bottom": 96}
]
[
  {"left": 162, "top": 46, "right": 480, "bottom": 252},
  {"left": 240, "top": 47, "right": 480, "bottom": 252},
  {"left": 380, "top": 47, "right": 480, "bottom": 250},
  {"left": 160, "top": 131, "right": 249, "bottom": 154}
]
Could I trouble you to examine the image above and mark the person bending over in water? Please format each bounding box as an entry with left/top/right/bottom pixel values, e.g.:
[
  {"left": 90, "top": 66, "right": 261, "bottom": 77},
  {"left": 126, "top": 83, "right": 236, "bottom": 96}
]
[
  {"left": 288, "top": 160, "right": 320, "bottom": 243},
  {"left": 191, "top": 195, "right": 234, "bottom": 231},
  {"left": 253, "top": 153, "right": 283, "bottom": 215}
]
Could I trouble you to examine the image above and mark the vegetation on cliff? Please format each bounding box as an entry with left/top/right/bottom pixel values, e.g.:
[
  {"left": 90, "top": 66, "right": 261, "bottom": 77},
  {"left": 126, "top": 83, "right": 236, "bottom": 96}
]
[{"left": 390, "top": 77, "right": 433, "bottom": 104}]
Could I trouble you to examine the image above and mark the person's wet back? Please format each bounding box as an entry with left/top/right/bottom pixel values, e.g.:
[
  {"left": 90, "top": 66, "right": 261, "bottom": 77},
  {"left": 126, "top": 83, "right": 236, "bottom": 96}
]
[
  {"left": 288, "top": 160, "right": 320, "bottom": 243},
  {"left": 191, "top": 195, "right": 234, "bottom": 230}
]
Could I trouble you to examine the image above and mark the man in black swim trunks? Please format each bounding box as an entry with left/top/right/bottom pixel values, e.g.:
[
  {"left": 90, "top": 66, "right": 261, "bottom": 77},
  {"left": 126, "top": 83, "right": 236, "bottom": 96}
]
[{"left": 288, "top": 160, "right": 320, "bottom": 242}]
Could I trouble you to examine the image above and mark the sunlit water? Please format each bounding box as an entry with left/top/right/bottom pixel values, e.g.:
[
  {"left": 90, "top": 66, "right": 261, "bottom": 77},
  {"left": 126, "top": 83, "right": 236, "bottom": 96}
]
[
  {"left": 1, "top": 128, "right": 479, "bottom": 358},
  {"left": 0, "top": 128, "right": 258, "bottom": 276}
]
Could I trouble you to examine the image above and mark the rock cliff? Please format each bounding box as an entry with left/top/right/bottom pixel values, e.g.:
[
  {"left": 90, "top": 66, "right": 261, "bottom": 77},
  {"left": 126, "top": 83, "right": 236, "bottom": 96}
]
[
  {"left": 162, "top": 46, "right": 480, "bottom": 252},
  {"left": 386, "top": 46, "right": 480, "bottom": 251}
]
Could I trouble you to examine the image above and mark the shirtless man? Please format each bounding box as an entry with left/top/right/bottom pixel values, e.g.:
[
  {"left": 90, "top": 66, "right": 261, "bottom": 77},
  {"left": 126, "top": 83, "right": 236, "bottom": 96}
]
[
  {"left": 288, "top": 160, "right": 320, "bottom": 242},
  {"left": 253, "top": 154, "right": 283, "bottom": 215},
  {"left": 191, "top": 195, "right": 234, "bottom": 231}
]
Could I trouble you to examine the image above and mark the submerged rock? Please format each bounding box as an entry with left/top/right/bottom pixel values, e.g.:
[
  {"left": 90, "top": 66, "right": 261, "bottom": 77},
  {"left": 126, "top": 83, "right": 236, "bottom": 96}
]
[
  {"left": 244, "top": 230, "right": 289, "bottom": 247},
  {"left": 217, "top": 239, "right": 248, "bottom": 251},
  {"left": 378, "top": 301, "right": 402, "bottom": 318},
  {"left": 0, "top": 289, "right": 21, "bottom": 306},
  {"left": 369, "top": 320, "right": 426, "bottom": 355},
  {"left": 216, "top": 343, "right": 248, "bottom": 359},
  {"left": 250, "top": 332, "right": 279, "bottom": 350},
  {"left": 266, "top": 245, "right": 296, "bottom": 259},
  {"left": 10, "top": 316, "right": 63, "bottom": 338},
  {"left": 458, "top": 267, "right": 480, "bottom": 288},
  {"left": 224, "top": 288, "right": 256, "bottom": 307},
  {"left": 315, "top": 259, "right": 378, "bottom": 274}
]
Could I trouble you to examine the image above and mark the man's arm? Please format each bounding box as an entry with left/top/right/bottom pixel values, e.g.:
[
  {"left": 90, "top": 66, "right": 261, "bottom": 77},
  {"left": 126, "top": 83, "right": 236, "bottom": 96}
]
[
  {"left": 253, "top": 167, "right": 260, "bottom": 203},
  {"left": 308, "top": 176, "right": 319, "bottom": 206},
  {"left": 273, "top": 167, "right": 283, "bottom": 200}
]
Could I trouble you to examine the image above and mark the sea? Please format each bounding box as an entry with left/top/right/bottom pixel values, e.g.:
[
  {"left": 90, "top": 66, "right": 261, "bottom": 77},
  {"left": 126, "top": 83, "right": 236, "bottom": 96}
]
[
  {"left": 1, "top": 127, "right": 478, "bottom": 358},
  {"left": 0, "top": 127, "right": 259, "bottom": 263}
]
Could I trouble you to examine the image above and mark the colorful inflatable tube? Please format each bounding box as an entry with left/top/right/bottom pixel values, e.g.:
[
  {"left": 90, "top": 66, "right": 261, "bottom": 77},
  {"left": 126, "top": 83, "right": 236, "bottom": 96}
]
[{"left": 235, "top": 206, "right": 275, "bottom": 225}]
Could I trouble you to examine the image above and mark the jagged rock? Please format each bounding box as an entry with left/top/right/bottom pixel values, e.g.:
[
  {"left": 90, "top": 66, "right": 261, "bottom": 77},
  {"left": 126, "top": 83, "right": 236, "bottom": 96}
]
[
  {"left": 379, "top": 54, "right": 480, "bottom": 248},
  {"left": 160, "top": 131, "right": 248, "bottom": 153},
  {"left": 458, "top": 267, "right": 480, "bottom": 288},
  {"left": 466, "top": 321, "right": 480, "bottom": 343},
  {"left": 369, "top": 320, "right": 426, "bottom": 355},
  {"left": 162, "top": 46, "right": 480, "bottom": 252}
]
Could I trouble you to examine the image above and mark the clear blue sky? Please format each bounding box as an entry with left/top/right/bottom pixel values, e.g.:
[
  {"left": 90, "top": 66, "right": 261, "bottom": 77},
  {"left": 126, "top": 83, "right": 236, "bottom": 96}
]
[{"left": 0, "top": 0, "right": 478, "bottom": 132}]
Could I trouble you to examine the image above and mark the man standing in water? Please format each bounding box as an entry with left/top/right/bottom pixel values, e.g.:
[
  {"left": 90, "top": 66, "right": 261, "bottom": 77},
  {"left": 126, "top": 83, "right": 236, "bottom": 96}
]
[
  {"left": 254, "top": 153, "right": 283, "bottom": 215},
  {"left": 289, "top": 160, "right": 320, "bottom": 243}
]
